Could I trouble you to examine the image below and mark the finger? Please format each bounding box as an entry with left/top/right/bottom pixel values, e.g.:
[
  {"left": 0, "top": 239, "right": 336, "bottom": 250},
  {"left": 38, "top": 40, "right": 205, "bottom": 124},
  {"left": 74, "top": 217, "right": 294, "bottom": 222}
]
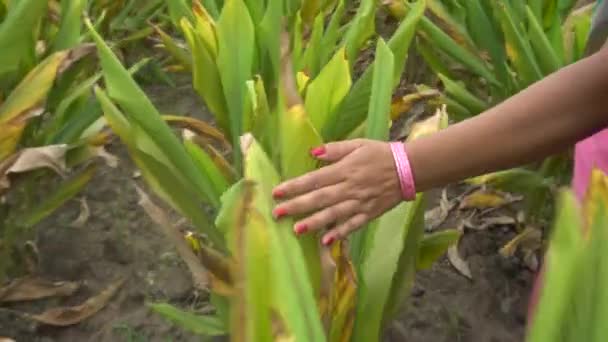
[
  {"left": 273, "top": 162, "right": 344, "bottom": 199},
  {"left": 311, "top": 140, "right": 364, "bottom": 162},
  {"left": 273, "top": 182, "right": 347, "bottom": 219},
  {"left": 293, "top": 200, "right": 359, "bottom": 235},
  {"left": 321, "top": 214, "right": 368, "bottom": 246}
]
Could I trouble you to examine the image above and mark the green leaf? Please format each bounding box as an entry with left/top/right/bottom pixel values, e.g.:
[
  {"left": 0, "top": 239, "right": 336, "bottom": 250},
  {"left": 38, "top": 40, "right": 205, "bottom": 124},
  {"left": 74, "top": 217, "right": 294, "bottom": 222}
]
[
  {"left": 438, "top": 74, "right": 487, "bottom": 115},
  {"left": 167, "top": 0, "right": 195, "bottom": 26},
  {"left": 526, "top": 6, "right": 562, "bottom": 75},
  {"left": 305, "top": 47, "right": 351, "bottom": 133},
  {"left": 242, "top": 138, "right": 326, "bottom": 341},
  {"left": 300, "top": 13, "right": 324, "bottom": 77},
  {"left": 216, "top": 0, "right": 255, "bottom": 172},
  {"left": 526, "top": 190, "right": 583, "bottom": 342},
  {"left": 319, "top": 0, "right": 345, "bottom": 67},
  {"left": 23, "top": 165, "right": 96, "bottom": 228},
  {"left": 364, "top": 39, "right": 394, "bottom": 141},
  {"left": 416, "top": 230, "right": 461, "bottom": 270},
  {"left": 0, "top": 0, "right": 47, "bottom": 77},
  {"left": 87, "top": 19, "right": 222, "bottom": 209},
  {"left": 492, "top": 0, "right": 543, "bottom": 88},
  {"left": 326, "top": 0, "right": 426, "bottom": 140},
  {"left": 149, "top": 303, "right": 226, "bottom": 336},
  {"left": 184, "top": 139, "right": 230, "bottom": 205},
  {"left": 52, "top": 0, "right": 86, "bottom": 52},
  {"left": 342, "top": 0, "right": 375, "bottom": 66}
]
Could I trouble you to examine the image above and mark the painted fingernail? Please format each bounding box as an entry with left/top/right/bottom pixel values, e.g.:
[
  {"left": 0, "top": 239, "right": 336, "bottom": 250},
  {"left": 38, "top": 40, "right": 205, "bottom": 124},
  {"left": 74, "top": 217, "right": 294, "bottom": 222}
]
[
  {"left": 273, "top": 207, "right": 288, "bottom": 219},
  {"left": 322, "top": 235, "right": 335, "bottom": 246},
  {"left": 310, "top": 146, "right": 326, "bottom": 157},
  {"left": 272, "top": 189, "right": 285, "bottom": 199},
  {"left": 294, "top": 223, "right": 308, "bottom": 235}
]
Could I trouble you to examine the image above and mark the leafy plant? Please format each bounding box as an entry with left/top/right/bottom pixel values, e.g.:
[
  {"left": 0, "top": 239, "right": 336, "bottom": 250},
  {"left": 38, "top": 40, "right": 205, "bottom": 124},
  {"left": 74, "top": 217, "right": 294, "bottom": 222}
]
[
  {"left": 527, "top": 169, "right": 608, "bottom": 342},
  {"left": 0, "top": 0, "right": 121, "bottom": 281},
  {"left": 88, "top": 0, "right": 462, "bottom": 340}
]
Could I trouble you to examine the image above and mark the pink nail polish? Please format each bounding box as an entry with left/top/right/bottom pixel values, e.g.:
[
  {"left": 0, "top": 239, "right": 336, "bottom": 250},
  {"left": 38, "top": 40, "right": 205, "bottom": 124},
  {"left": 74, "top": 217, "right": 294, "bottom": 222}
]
[
  {"left": 272, "top": 189, "right": 285, "bottom": 199},
  {"left": 310, "top": 146, "right": 326, "bottom": 157},
  {"left": 273, "top": 207, "right": 288, "bottom": 219},
  {"left": 294, "top": 223, "right": 308, "bottom": 235},
  {"left": 322, "top": 236, "right": 335, "bottom": 246}
]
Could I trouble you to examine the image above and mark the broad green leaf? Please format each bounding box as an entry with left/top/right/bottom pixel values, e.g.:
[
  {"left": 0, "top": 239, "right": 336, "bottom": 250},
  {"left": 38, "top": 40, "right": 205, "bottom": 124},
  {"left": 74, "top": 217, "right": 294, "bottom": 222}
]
[
  {"left": 181, "top": 19, "right": 230, "bottom": 136},
  {"left": 52, "top": 0, "right": 86, "bottom": 52},
  {"left": 305, "top": 47, "right": 351, "bottom": 133},
  {"left": 342, "top": 0, "right": 375, "bottom": 67},
  {"left": 184, "top": 139, "right": 230, "bottom": 205},
  {"left": 22, "top": 165, "right": 96, "bottom": 228},
  {"left": 301, "top": 13, "right": 324, "bottom": 76},
  {"left": 155, "top": 25, "right": 192, "bottom": 71},
  {"left": 243, "top": 137, "right": 325, "bottom": 341},
  {"left": 229, "top": 181, "right": 273, "bottom": 342},
  {"left": 87, "top": 20, "right": 222, "bottom": 209},
  {"left": 492, "top": 0, "right": 543, "bottom": 88},
  {"left": 462, "top": 0, "right": 510, "bottom": 96},
  {"left": 416, "top": 229, "right": 461, "bottom": 270},
  {"left": 325, "top": 0, "right": 426, "bottom": 140},
  {"left": 416, "top": 39, "right": 455, "bottom": 80},
  {"left": 257, "top": 0, "right": 283, "bottom": 106},
  {"left": 418, "top": 14, "right": 499, "bottom": 86},
  {"left": 0, "top": 0, "right": 47, "bottom": 77},
  {"left": 149, "top": 303, "right": 226, "bottom": 336},
  {"left": 526, "top": 190, "right": 583, "bottom": 342},
  {"left": 426, "top": 0, "right": 477, "bottom": 52},
  {"left": 319, "top": 0, "right": 345, "bottom": 67},
  {"left": 216, "top": 0, "right": 255, "bottom": 172},
  {"left": 244, "top": 0, "right": 265, "bottom": 23},
  {"left": 364, "top": 39, "right": 394, "bottom": 141},
  {"left": 526, "top": 6, "right": 562, "bottom": 75},
  {"left": 350, "top": 39, "right": 394, "bottom": 266},
  {"left": 280, "top": 105, "right": 323, "bottom": 296}
]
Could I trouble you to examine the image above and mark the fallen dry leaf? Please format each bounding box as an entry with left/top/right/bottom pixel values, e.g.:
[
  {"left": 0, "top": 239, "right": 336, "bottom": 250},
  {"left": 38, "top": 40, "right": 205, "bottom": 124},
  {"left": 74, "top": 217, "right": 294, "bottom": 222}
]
[
  {"left": 0, "top": 338, "right": 16, "bottom": 342},
  {"left": 0, "top": 145, "right": 69, "bottom": 192},
  {"left": 0, "top": 276, "right": 79, "bottom": 303},
  {"left": 135, "top": 185, "right": 208, "bottom": 290},
  {"left": 94, "top": 146, "right": 118, "bottom": 168},
  {"left": 425, "top": 189, "right": 454, "bottom": 231},
  {"left": 24, "top": 277, "right": 125, "bottom": 326},
  {"left": 447, "top": 244, "right": 472, "bottom": 280},
  {"left": 69, "top": 198, "right": 90, "bottom": 228}
]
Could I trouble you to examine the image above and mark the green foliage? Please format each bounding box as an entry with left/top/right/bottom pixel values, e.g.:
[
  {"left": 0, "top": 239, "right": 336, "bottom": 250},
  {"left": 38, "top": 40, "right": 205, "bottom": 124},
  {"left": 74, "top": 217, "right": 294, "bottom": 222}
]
[{"left": 90, "top": 0, "right": 461, "bottom": 340}]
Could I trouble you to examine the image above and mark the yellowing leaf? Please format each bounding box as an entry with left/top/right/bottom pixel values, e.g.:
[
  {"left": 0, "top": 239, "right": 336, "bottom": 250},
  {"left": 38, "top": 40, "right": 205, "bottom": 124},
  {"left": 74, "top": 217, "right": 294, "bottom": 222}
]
[
  {"left": 305, "top": 47, "right": 351, "bottom": 133},
  {"left": 0, "top": 122, "right": 26, "bottom": 161},
  {"left": 390, "top": 89, "right": 440, "bottom": 120},
  {"left": 460, "top": 190, "right": 510, "bottom": 210}
]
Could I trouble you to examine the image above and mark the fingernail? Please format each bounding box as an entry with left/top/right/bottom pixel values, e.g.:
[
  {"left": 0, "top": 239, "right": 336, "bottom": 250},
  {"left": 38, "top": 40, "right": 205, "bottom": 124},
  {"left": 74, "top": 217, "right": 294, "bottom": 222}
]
[
  {"left": 294, "top": 223, "right": 308, "bottom": 235},
  {"left": 322, "top": 235, "right": 335, "bottom": 246},
  {"left": 310, "top": 146, "right": 326, "bottom": 157},
  {"left": 272, "top": 189, "right": 285, "bottom": 199},
  {"left": 273, "top": 207, "right": 288, "bottom": 219}
]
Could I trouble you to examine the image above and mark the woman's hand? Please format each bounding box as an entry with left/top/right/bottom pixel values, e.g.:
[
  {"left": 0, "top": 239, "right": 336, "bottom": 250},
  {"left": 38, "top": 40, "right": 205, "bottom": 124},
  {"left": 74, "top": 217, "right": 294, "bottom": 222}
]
[{"left": 271, "top": 139, "right": 403, "bottom": 246}]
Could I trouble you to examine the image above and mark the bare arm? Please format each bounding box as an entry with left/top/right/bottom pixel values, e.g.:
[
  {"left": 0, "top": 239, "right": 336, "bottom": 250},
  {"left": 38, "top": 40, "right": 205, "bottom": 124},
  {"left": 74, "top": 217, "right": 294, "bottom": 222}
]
[
  {"left": 272, "top": 48, "right": 608, "bottom": 244},
  {"left": 409, "top": 48, "right": 608, "bottom": 192}
]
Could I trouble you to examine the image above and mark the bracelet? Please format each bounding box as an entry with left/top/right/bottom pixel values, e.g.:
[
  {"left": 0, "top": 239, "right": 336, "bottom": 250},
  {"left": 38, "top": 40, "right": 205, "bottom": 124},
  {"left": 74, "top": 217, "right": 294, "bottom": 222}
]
[{"left": 389, "top": 142, "right": 416, "bottom": 201}]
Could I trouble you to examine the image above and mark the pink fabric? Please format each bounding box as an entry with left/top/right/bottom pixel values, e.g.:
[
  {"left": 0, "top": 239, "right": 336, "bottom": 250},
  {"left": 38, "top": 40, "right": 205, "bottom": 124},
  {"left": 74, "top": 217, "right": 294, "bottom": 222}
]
[{"left": 527, "top": 128, "right": 608, "bottom": 324}]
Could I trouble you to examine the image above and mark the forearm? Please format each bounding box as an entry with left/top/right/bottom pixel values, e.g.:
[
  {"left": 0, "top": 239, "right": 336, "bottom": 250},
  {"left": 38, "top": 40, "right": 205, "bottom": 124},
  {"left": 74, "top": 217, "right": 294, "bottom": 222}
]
[{"left": 408, "top": 48, "right": 608, "bottom": 192}]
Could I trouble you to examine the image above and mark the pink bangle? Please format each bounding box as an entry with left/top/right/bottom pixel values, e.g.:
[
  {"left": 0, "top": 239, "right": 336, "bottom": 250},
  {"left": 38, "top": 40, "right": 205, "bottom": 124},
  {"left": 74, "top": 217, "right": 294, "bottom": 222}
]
[{"left": 389, "top": 142, "right": 416, "bottom": 201}]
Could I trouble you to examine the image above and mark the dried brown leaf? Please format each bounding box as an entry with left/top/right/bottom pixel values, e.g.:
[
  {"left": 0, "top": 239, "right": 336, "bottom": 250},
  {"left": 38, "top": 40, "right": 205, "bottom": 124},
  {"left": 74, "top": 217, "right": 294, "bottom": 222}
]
[
  {"left": 0, "top": 277, "right": 80, "bottom": 303},
  {"left": 69, "top": 198, "right": 90, "bottom": 228},
  {"left": 25, "top": 277, "right": 124, "bottom": 326},
  {"left": 447, "top": 226, "right": 472, "bottom": 280},
  {"left": 0, "top": 145, "right": 69, "bottom": 192},
  {"left": 135, "top": 185, "right": 208, "bottom": 290}
]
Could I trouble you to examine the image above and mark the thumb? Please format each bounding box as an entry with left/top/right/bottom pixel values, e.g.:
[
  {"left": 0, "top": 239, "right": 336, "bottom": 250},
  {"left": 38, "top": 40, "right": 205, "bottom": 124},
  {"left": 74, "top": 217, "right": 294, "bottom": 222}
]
[{"left": 311, "top": 139, "right": 364, "bottom": 162}]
